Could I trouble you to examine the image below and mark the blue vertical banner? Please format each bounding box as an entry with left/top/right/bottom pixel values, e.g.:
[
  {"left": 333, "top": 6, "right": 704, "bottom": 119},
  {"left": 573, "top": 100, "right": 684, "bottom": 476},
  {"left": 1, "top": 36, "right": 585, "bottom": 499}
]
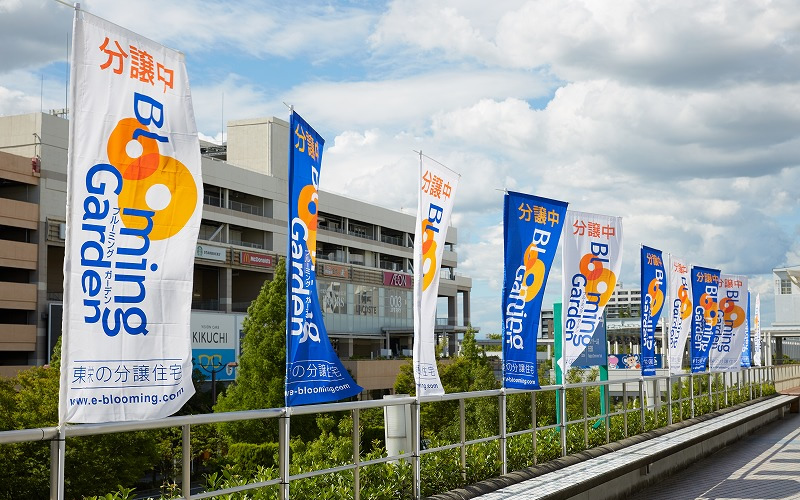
[
  {"left": 741, "top": 290, "right": 752, "bottom": 368},
  {"left": 502, "top": 192, "right": 567, "bottom": 389},
  {"left": 286, "top": 111, "right": 362, "bottom": 406},
  {"left": 690, "top": 266, "right": 721, "bottom": 373},
  {"left": 640, "top": 246, "right": 665, "bottom": 377}
]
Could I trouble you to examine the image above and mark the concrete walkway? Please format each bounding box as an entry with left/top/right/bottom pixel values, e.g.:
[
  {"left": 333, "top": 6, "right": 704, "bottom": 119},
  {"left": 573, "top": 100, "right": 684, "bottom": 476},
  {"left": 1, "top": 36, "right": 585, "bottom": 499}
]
[
  {"left": 627, "top": 396, "right": 800, "bottom": 500},
  {"left": 432, "top": 394, "right": 799, "bottom": 500}
]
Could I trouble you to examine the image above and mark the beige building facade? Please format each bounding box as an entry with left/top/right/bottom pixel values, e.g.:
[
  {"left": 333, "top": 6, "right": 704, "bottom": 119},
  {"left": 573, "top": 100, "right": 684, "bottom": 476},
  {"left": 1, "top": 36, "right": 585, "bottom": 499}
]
[{"left": 0, "top": 112, "right": 473, "bottom": 394}]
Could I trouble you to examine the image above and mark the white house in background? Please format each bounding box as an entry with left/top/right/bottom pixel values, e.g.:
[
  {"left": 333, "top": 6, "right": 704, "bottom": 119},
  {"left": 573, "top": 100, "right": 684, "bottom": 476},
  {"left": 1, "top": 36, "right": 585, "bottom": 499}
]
[{"left": 766, "top": 266, "right": 800, "bottom": 363}]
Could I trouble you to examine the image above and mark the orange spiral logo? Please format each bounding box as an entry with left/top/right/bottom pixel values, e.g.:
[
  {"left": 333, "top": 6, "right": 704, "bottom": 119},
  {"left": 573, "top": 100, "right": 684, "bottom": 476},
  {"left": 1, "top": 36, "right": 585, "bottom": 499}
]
[
  {"left": 421, "top": 219, "right": 438, "bottom": 291},
  {"left": 678, "top": 284, "right": 692, "bottom": 320},
  {"left": 647, "top": 277, "right": 664, "bottom": 316},
  {"left": 579, "top": 253, "right": 617, "bottom": 306},
  {"left": 699, "top": 292, "right": 719, "bottom": 327},
  {"left": 297, "top": 184, "right": 319, "bottom": 264},
  {"left": 719, "top": 298, "right": 745, "bottom": 328},
  {"left": 519, "top": 243, "right": 546, "bottom": 302},
  {"left": 107, "top": 118, "right": 197, "bottom": 240}
]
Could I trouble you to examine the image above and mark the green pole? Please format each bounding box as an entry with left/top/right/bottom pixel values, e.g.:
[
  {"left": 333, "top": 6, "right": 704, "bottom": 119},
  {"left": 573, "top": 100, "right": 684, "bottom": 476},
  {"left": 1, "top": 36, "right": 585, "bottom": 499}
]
[
  {"left": 595, "top": 362, "right": 608, "bottom": 429},
  {"left": 599, "top": 310, "right": 609, "bottom": 416},
  {"left": 599, "top": 363, "right": 608, "bottom": 413}
]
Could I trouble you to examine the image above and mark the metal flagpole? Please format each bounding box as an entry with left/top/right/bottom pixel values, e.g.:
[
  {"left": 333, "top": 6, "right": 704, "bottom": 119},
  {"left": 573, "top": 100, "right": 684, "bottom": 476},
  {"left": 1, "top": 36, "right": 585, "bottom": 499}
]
[
  {"left": 281, "top": 104, "right": 295, "bottom": 499},
  {"left": 411, "top": 149, "right": 423, "bottom": 499},
  {"left": 284, "top": 103, "right": 293, "bottom": 410},
  {"left": 665, "top": 253, "right": 673, "bottom": 423},
  {"left": 56, "top": 425, "right": 65, "bottom": 500},
  {"left": 57, "top": 5, "right": 79, "bottom": 498},
  {"left": 640, "top": 244, "right": 647, "bottom": 409}
]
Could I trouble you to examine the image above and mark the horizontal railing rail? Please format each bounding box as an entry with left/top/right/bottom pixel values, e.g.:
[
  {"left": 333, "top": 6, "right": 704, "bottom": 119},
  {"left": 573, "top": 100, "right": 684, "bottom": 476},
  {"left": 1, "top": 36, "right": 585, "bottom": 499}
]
[{"left": 0, "top": 366, "right": 784, "bottom": 500}]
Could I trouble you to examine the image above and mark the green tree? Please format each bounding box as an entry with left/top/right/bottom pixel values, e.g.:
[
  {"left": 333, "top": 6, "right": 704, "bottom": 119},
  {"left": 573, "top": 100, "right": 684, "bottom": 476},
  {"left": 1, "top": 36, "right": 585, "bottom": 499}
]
[
  {"left": 214, "top": 258, "right": 288, "bottom": 443},
  {"left": 0, "top": 338, "right": 159, "bottom": 500},
  {"left": 213, "top": 257, "right": 319, "bottom": 445},
  {"left": 394, "top": 328, "right": 499, "bottom": 440}
]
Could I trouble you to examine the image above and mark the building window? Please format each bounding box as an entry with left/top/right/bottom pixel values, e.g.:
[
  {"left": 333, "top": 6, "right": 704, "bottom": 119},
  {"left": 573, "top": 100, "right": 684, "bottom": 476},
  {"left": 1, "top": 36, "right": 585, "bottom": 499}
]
[
  {"left": 384, "top": 289, "right": 410, "bottom": 318},
  {"left": 354, "top": 285, "right": 378, "bottom": 315},
  {"left": 321, "top": 281, "right": 346, "bottom": 314},
  {"left": 781, "top": 278, "right": 792, "bottom": 294}
]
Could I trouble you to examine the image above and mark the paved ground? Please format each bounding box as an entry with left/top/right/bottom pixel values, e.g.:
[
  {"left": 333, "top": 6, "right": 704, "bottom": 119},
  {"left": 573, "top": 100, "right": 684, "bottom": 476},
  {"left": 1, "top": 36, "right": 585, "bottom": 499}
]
[{"left": 626, "top": 411, "right": 800, "bottom": 500}]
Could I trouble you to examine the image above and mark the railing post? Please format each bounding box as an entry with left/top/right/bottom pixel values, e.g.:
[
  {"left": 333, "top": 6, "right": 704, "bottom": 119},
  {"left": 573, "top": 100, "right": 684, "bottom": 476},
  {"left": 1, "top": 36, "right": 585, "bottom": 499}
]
[
  {"left": 411, "top": 400, "right": 421, "bottom": 500},
  {"left": 57, "top": 427, "right": 65, "bottom": 500},
  {"left": 740, "top": 371, "right": 744, "bottom": 401},
  {"left": 459, "top": 399, "right": 466, "bottom": 482},
  {"left": 353, "top": 408, "right": 360, "bottom": 500},
  {"left": 499, "top": 391, "right": 507, "bottom": 475},
  {"left": 724, "top": 372, "right": 728, "bottom": 408},
  {"left": 638, "top": 378, "right": 645, "bottom": 431},
  {"left": 582, "top": 386, "right": 588, "bottom": 449},
  {"left": 708, "top": 372, "right": 714, "bottom": 411},
  {"left": 559, "top": 385, "right": 567, "bottom": 457},
  {"left": 690, "top": 375, "right": 695, "bottom": 418},
  {"left": 182, "top": 424, "right": 191, "bottom": 500},
  {"left": 279, "top": 410, "right": 291, "bottom": 500},
  {"left": 666, "top": 375, "right": 673, "bottom": 425},
  {"left": 622, "top": 382, "right": 628, "bottom": 437},
  {"left": 50, "top": 433, "right": 59, "bottom": 500}
]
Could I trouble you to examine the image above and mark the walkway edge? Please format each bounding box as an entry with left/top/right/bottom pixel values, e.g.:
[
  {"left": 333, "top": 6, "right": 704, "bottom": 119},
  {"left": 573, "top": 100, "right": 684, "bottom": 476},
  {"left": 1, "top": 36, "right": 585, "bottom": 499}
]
[{"left": 428, "top": 394, "right": 797, "bottom": 500}]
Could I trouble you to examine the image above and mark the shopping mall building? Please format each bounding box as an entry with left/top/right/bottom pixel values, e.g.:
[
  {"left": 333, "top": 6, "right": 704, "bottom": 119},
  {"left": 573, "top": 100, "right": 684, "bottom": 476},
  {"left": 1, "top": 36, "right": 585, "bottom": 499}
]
[{"left": 0, "top": 112, "right": 473, "bottom": 398}]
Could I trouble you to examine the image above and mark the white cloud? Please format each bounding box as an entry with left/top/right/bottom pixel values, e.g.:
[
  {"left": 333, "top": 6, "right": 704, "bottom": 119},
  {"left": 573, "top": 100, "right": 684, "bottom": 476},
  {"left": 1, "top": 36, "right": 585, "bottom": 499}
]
[
  {"left": 0, "top": 70, "right": 69, "bottom": 117},
  {"left": 277, "top": 69, "right": 553, "bottom": 132},
  {"left": 2, "top": 0, "right": 800, "bottom": 336},
  {"left": 431, "top": 98, "right": 540, "bottom": 150},
  {"left": 191, "top": 74, "right": 275, "bottom": 139},
  {"left": 0, "top": 0, "right": 72, "bottom": 72},
  {"left": 83, "top": 0, "right": 376, "bottom": 61},
  {"left": 374, "top": 0, "right": 800, "bottom": 86}
]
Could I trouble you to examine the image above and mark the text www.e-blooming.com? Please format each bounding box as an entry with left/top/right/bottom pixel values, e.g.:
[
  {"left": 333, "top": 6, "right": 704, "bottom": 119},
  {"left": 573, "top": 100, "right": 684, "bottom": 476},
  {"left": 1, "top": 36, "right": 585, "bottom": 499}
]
[{"left": 69, "top": 387, "right": 185, "bottom": 407}]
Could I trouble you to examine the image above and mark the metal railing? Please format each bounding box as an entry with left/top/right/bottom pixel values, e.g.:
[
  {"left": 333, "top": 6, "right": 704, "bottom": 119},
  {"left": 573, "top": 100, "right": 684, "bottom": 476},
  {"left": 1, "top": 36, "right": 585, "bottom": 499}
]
[
  {"left": 380, "top": 234, "right": 406, "bottom": 247},
  {"left": 228, "top": 200, "right": 263, "bottom": 217},
  {"left": 0, "top": 366, "right": 783, "bottom": 500},
  {"left": 203, "top": 194, "right": 223, "bottom": 208},
  {"left": 378, "top": 260, "right": 403, "bottom": 271},
  {"left": 229, "top": 239, "right": 264, "bottom": 249}
]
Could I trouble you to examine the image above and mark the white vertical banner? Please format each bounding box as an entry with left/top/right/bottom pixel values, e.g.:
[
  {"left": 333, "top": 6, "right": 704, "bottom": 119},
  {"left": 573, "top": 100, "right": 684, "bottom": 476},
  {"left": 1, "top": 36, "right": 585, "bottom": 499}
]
[
  {"left": 560, "top": 210, "right": 622, "bottom": 372},
  {"left": 710, "top": 275, "right": 748, "bottom": 371},
  {"left": 668, "top": 255, "right": 692, "bottom": 374},
  {"left": 753, "top": 292, "right": 763, "bottom": 366},
  {"left": 413, "top": 154, "right": 459, "bottom": 396},
  {"left": 60, "top": 10, "right": 201, "bottom": 423}
]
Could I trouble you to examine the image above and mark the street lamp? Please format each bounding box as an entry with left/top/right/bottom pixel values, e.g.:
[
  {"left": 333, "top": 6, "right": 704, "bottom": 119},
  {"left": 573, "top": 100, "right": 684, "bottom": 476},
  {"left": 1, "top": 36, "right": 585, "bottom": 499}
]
[{"left": 198, "top": 359, "right": 238, "bottom": 405}]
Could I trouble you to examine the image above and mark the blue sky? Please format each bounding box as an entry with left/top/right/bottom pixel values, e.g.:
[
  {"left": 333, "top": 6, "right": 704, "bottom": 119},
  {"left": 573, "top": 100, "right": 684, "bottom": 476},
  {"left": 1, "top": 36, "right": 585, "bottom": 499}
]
[{"left": 3, "top": 0, "right": 800, "bottom": 333}]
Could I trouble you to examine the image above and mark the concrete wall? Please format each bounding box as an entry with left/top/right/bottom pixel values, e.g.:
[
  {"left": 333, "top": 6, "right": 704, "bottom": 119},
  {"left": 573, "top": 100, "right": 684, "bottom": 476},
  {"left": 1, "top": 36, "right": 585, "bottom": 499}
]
[
  {"left": 341, "top": 359, "right": 409, "bottom": 391},
  {"left": 774, "top": 365, "right": 800, "bottom": 392}
]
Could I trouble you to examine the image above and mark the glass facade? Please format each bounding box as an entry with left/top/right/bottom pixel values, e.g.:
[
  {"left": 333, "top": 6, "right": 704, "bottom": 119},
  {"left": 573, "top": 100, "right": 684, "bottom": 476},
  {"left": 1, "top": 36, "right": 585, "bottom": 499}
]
[{"left": 318, "top": 280, "right": 412, "bottom": 334}]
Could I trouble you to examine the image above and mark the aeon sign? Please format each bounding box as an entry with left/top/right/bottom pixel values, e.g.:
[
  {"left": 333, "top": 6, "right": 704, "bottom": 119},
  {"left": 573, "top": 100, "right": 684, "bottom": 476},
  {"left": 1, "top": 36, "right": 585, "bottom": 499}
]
[{"left": 383, "top": 271, "right": 413, "bottom": 288}]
